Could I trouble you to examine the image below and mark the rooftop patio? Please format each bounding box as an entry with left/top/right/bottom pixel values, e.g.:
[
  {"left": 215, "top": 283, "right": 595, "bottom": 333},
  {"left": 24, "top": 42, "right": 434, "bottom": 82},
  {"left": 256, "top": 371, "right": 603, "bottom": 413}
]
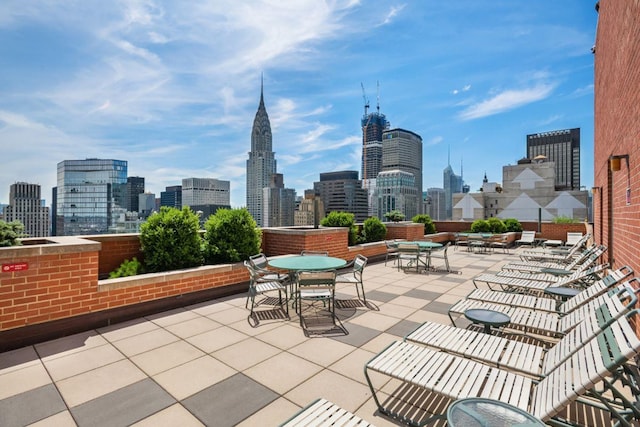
[{"left": 0, "top": 246, "right": 619, "bottom": 426}]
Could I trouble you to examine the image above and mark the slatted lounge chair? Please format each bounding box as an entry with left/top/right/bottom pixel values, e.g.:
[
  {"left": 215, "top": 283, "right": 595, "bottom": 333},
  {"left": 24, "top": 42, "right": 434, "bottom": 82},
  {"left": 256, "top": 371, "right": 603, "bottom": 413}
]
[
  {"left": 405, "top": 302, "right": 625, "bottom": 378},
  {"left": 501, "top": 244, "right": 606, "bottom": 274},
  {"left": 515, "top": 230, "right": 536, "bottom": 247},
  {"left": 280, "top": 398, "right": 374, "bottom": 426},
  {"left": 466, "top": 266, "right": 632, "bottom": 312},
  {"left": 448, "top": 279, "right": 639, "bottom": 337},
  {"left": 519, "top": 239, "right": 591, "bottom": 263},
  {"left": 472, "top": 263, "right": 612, "bottom": 293},
  {"left": 565, "top": 232, "right": 585, "bottom": 247},
  {"left": 520, "top": 233, "right": 591, "bottom": 260},
  {"left": 365, "top": 310, "right": 640, "bottom": 426}
]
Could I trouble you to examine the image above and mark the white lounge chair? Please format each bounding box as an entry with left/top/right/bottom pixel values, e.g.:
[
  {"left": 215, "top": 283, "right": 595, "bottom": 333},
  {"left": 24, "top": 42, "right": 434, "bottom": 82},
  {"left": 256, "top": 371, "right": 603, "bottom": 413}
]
[
  {"left": 280, "top": 398, "right": 374, "bottom": 427},
  {"left": 448, "top": 279, "right": 638, "bottom": 337},
  {"left": 467, "top": 266, "right": 632, "bottom": 312},
  {"left": 365, "top": 310, "right": 640, "bottom": 426},
  {"left": 515, "top": 230, "right": 536, "bottom": 247}
]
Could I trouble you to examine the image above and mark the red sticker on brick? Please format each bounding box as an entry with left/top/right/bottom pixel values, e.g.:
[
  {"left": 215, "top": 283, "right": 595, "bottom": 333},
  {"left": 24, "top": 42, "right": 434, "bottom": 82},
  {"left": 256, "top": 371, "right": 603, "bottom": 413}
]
[{"left": 2, "top": 263, "right": 29, "bottom": 272}]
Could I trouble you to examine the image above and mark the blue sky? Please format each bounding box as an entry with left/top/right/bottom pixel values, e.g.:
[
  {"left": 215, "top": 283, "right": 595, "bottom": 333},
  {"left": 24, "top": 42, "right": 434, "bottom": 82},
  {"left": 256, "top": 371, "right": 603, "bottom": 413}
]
[{"left": 0, "top": 1, "right": 597, "bottom": 208}]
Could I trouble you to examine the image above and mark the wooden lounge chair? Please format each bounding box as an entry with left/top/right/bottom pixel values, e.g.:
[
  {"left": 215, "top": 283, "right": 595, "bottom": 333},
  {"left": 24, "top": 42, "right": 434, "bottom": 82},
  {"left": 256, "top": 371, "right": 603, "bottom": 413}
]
[
  {"left": 466, "top": 266, "right": 632, "bottom": 312},
  {"left": 365, "top": 310, "right": 640, "bottom": 426},
  {"left": 280, "top": 398, "right": 374, "bottom": 426},
  {"left": 448, "top": 279, "right": 639, "bottom": 337},
  {"left": 472, "top": 263, "right": 612, "bottom": 293}
]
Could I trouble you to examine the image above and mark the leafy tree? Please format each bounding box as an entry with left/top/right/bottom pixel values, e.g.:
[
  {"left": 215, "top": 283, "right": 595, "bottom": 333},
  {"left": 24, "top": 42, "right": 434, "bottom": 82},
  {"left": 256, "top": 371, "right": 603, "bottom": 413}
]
[
  {"left": 140, "top": 207, "right": 203, "bottom": 272},
  {"left": 470, "top": 219, "right": 491, "bottom": 233},
  {"left": 204, "top": 208, "right": 261, "bottom": 263},
  {"left": 0, "top": 220, "right": 25, "bottom": 247},
  {"left": 487, "top": 217, "right": 506, "bottom": 233},
  {"left": 109, "top": 257, "right": 144, "bottom": 278},
  {"left": 384, "top": 210, "right": 405, "bottom": 222},
  {"left": 362, "top": 217, "right": 387, "bottom": 243},
  {"left": 503, "top": 218, "right": 523, "bottom": 232},
  {"left": 320, "top": 211, "right": 358, "bottom": 245},
  {"left": 412, "top": 214, "right": 436, "bottom": 234}
]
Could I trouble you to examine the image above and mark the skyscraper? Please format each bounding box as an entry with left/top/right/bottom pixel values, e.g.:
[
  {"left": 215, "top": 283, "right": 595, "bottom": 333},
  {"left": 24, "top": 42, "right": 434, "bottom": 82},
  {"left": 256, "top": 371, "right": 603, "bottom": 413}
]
[
  {"left": 246, "top": 78, "right": 277, "bottom": 227},
  {"left": 313, "top": 171, "right": 368, "bottom": 222},
  {"left": 55, "top": 159, "right": 127, "bottom": 235},
  {"left": 361, "top": 104, "right": 389, "bottom": 216},
  {"left": 526, "top": 128, "right": 580, "bottom": 190},
  {"left": 375, "top": 170, "right": 418, "bottom": 219},
  {"left": 263, "top": 173, "right": 296, "bottom": 227},
  {"left": 443, "top": 155, "right": 463, "bottom": 220},
  {"left": 4, "top": 182, "right": 50, "bottom": 237},
  {"left": 381, "top": 128, "right": 423, "bottom": 216},
  {"left": 160, "top": 185, "right": 182, "bottom": 209},
  {"left": 182, "top": 178, "right": 230, "bottom": 207},
  {"left": 125, "top": 176, "right": 145, "bottom": 213}
]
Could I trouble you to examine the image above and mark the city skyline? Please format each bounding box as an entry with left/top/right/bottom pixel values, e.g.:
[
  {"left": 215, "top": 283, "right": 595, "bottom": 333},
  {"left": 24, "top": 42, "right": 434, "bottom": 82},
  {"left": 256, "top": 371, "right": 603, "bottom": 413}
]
[{"left": 0, "top": 1, "right": 597, "bottom": 208}]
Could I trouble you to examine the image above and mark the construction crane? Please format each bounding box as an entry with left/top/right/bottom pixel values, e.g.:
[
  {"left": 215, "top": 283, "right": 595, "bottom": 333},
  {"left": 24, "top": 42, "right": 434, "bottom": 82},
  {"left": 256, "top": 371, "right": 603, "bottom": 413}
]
[{"left": 361, "top": 82, "right": 370, "bottom": 116}]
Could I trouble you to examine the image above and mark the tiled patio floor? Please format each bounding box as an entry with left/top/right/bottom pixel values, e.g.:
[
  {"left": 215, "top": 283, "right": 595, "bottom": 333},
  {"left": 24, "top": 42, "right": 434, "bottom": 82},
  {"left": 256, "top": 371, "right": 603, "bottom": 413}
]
[{"left": 1, "top": 247, "right": 536, "bottom": 426}]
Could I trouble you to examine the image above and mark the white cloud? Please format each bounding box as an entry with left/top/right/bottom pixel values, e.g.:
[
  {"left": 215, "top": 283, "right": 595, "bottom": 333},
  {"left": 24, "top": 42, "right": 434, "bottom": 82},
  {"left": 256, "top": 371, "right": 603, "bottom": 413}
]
[
  {"left": 426, "top": 136, "right": 444, "bottom": 146},
  {"left": 380, "top": 4, "right": 406, "bottom": 26},
  {"left": 459, "top": 84, "right": 554, "bottom": 120}
]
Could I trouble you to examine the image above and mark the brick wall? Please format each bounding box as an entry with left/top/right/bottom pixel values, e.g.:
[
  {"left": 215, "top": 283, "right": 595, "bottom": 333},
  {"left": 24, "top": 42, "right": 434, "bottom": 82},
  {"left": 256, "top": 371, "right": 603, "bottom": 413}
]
[
  {"left": 385, "top": 222, "right": 425, "bottom": 241},
  {"left": 594, "top": 1, "right": 640, "bottom": 273},
  {"left": 0, "top": 238, "right": 248, "bottom": 332},
  {"left": 87, "top": 234, "right": 144, "bottom": 278}
]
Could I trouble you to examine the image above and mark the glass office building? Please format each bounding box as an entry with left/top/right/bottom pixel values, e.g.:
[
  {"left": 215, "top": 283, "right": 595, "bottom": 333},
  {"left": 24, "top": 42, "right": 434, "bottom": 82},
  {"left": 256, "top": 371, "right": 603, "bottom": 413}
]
[{"left": 56, "top": 159, "right": 127, "bottom": 235}]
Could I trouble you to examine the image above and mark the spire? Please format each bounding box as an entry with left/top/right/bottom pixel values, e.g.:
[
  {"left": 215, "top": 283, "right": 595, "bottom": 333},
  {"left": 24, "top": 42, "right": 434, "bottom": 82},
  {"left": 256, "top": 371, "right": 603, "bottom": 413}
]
[
  {"left": 447, "top": 145, "right": 451, "bottom": 166},
  {"left": 260, "top": 73, "right": 264, "bottom": 106},
  {"left": 460, "top": 156, "right": 463, "bottom": 178}
]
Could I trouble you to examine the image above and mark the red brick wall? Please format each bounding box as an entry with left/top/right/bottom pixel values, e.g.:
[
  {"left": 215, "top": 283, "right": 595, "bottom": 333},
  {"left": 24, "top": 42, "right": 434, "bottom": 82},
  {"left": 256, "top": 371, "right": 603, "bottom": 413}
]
[
  {"left": 262, "top": 227, "right": 349, "bottom": 258},
  {"left": 594, "top": 1, "right": 640, "bottom": 273},
  {"left": 87, "top": 234, "right": 144, "bottom": 278},
  {"left": 385, "top": 222, "right": 424, "bottom": 241},
  {"left": 0, "top": 239, "right": 247, "bottom": 332}
]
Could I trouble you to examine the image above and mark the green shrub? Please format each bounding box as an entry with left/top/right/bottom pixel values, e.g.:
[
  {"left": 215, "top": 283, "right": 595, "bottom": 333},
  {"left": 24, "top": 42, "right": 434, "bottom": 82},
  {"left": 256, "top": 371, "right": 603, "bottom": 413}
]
[
  {"left": 362, "top": 217, "right": 387, "bottom": 243},
  {"left": 553, "top": 216, "right": 579, "bottom": 224},
  {"left": 412, "top": 214, "right": 436, "bottom": 234},
  {"left": 109, "top": 257, "right": 143, "bottom": 278},
  {"left": 384, "top": 210, "right": 405, "bottom": 222},
  {"left": 204, "top": 208, "right": 261, "bottom": 263},
  {"left": 140, "top": 206, "right": 203, "bottom": 273},
  {"left": 503, "top": 218, "right": 523, "bottom": 232},
  {"left": 470, "top": 219, "right": 491, "bottom": 233},
  {"left": 487, "top": 217, "right": 506, "bottom": 233},
  {"left": 0, "top": 220, "right": 25, "bottom": 247},
  {"left": 321, "top": 211, "right": 358, "bottom": 245}
]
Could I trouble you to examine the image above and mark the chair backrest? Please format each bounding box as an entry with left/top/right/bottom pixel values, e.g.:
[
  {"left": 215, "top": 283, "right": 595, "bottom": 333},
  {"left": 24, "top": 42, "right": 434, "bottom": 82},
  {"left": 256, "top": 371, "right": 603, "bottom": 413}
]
[
  {"left": 296, "top": 270, "right": 336, "bottom": 290},
  {"left": 519, "top": 230, "right": 535, "bottom": 242},
  {"left": 558, "top": 265, "right": 633, "bottom": 314},
  {"left": 244, "top": 260, "right": 261, "bottom": 282},
  {"left": 396, "top": 242, "right": 420, "bottom": 254},
  {"left": 301, "top": 250, "right": 329, "bottom": 256},
  {"left": 565, "top": 244, "right": 606, "bottom": 271},
  {"left": 532, "top": 309, "right": 640, "bottom": 421},
  {"left": 249, "top": 253, "right": 269, "bottom": 270},
  {"left": 354, "top": 254, "right": 368, "bottom": 272},
  {"left": 565, "top": 232, "right": 584, "bottom": 246}
]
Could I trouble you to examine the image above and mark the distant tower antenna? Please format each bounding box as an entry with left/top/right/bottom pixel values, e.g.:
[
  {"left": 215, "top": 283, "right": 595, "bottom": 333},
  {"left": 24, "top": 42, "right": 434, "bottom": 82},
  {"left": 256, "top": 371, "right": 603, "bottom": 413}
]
[
  {"left": 447, "top": 145, "right": 451, "bottom": 166},
  {"left": 361, "top": 83, "right": 369, "bottom": 116},
  {"left": 376, "top": 80, "right": 380, "bottom": 114}
]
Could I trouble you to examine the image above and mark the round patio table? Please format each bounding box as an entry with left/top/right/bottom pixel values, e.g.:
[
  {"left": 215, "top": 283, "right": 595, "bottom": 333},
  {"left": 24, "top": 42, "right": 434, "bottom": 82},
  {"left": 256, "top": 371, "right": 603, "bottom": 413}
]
[
  {"left": 447, "top": 397, "right": 544, "bottom": 427},
  {"left": 544, "top": 286, "right": 581, "bottom": 303},
  {"left": 464, "top": 308, "right": 510, "bottom": 334},
  {"left": 268, "top": 255, "right": 346, "bottom": 271}
]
